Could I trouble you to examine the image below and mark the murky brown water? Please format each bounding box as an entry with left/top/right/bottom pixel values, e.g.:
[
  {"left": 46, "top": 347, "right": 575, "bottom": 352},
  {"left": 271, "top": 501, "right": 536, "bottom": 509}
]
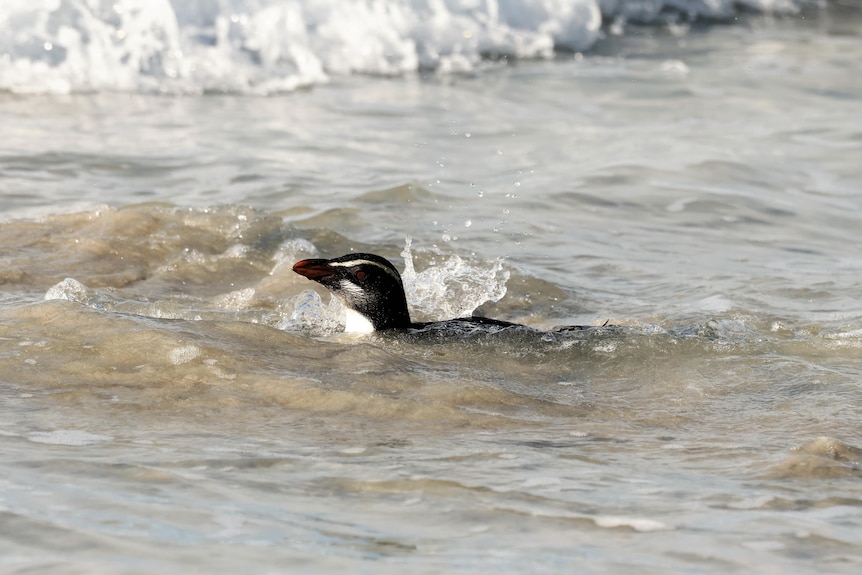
[{"left": 2, "top": 5, "right": 862, "bottom": 573}]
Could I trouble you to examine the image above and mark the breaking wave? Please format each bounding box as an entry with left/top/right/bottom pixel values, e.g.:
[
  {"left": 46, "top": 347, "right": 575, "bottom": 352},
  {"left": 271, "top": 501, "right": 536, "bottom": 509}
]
[{"left": 0, "top": 0, "right": 819, "bottom": 95}]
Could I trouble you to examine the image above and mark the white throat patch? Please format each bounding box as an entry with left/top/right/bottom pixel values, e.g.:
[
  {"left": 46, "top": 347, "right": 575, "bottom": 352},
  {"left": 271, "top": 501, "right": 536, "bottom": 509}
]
[{"left": 344, "top": 308, "right": 375, "bottom": 333}]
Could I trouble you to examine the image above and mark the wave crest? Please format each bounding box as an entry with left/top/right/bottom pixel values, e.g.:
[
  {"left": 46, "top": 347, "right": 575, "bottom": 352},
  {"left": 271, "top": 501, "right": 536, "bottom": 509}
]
[{"left": 0, "top": 0, "right": 814, "bottom": 95}]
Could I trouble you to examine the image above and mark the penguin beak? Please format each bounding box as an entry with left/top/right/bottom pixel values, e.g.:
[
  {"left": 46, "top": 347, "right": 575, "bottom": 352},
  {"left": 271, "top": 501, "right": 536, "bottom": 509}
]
[{"left": 292, "top": 258, "right": 337, "bottom": 281}]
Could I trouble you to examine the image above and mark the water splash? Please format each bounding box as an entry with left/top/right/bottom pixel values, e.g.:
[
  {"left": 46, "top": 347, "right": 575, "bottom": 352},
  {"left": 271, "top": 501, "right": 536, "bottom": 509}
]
[
  {"left": 401, "top": 237, "right": 510, "bottom": 321},
  {"left": 44, "top": 277, "right": 96, "bottom": 306},
  {"left": 285, "top": 289, "right": 345, "bottom": 335}
]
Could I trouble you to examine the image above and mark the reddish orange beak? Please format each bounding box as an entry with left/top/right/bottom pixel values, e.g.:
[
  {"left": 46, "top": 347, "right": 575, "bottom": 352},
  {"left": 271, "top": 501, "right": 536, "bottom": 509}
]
[{"left": 292, "top": 259, "right": 337, "bottom": 281}]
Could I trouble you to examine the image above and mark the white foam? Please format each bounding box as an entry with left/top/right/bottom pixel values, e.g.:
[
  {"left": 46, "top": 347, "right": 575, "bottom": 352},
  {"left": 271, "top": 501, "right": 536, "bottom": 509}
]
[
  {"left": 44, "top": 278, "right": 92, "bottom": 304},
  {"left": 213, "top": 287, "right": 256, "bottom": 310},
  {"left": 169, "top": 344, "right": 201, "bottom": 365},
  {"left": 593, "top": 515, "right": 670, "bottom": 532},
  {"left": 27, "top": 429, "right": 113, "bottom": 446},
  {"left": 0, "top": 0, "right": 811, "bottom": 95}
]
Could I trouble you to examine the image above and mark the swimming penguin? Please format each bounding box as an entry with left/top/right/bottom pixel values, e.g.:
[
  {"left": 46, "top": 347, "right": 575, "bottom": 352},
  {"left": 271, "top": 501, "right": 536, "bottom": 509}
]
[{"left": 293, "top": 252, "right": 597, "bottom": 334}]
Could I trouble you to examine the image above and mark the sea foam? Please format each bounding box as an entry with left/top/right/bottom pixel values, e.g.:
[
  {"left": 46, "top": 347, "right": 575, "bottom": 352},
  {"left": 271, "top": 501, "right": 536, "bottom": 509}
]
[{"left": 0, "top": 0, "right": 816, "bottom": 95}]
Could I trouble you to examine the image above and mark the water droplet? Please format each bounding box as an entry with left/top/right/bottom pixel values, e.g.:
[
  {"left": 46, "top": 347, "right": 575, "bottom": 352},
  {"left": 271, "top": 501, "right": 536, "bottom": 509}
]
[
  {"left": 43, "top": 42, "right": 53, "bottom": 51},
  {"left": 464, "top": 220, "right": 472, "bottom": 228},
  {"left": 477, "top": 191, "right": 484, "bottom": 197}
]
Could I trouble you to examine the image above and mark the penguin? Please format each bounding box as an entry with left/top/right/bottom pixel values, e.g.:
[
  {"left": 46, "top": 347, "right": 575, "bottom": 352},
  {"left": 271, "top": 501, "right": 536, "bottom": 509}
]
[{"left": 293, "top": 252, "right": 595, "bottom": 334}]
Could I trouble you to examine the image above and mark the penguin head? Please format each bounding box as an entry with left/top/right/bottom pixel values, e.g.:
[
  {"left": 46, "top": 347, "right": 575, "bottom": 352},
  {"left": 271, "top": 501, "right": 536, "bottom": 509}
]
[{"left": 293, "top": 253, "right": 412, "bottom": 331}]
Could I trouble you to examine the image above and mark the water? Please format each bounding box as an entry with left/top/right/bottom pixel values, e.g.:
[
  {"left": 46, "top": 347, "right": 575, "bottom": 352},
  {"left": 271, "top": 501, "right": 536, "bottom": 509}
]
[{"left": 2, "top": 1, "right": 862, "bottom": 573}]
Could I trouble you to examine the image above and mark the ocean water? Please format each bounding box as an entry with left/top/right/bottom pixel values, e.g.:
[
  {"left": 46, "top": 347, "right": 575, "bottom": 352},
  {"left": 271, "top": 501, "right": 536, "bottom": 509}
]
[{"left": 2, "top": 1, "right": 862, "bottom": 573}]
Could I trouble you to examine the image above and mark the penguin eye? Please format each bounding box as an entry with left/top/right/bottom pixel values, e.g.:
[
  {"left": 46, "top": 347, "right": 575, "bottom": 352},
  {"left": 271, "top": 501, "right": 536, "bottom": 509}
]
[{"left": 354, "top": 270, "right": 367, "bottom": 282}]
